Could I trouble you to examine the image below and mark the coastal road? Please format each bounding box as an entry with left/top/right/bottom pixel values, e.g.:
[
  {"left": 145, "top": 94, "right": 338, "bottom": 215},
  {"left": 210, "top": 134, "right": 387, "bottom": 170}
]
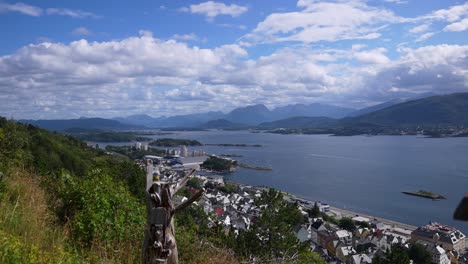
[{"left": 329, "top": 206, "right": 417, "bottom": 231}]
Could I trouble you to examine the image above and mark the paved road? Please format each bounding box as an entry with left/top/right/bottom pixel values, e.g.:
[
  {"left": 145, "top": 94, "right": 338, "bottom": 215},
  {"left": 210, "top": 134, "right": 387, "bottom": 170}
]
[{"left": 329, "top": 206, "right": 417, "bottom": 231}]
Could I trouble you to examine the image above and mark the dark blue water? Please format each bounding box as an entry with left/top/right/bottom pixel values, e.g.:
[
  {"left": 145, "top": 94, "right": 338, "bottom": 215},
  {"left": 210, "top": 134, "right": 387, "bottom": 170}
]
[{"left": 98, "top": 130, "right": 468, "bottom": 233}]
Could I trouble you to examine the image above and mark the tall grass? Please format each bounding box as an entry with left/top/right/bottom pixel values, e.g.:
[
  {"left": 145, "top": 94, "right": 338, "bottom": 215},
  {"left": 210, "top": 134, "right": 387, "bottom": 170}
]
[{"left": 0, "top": 168, "right": 80, "bottom": 263}]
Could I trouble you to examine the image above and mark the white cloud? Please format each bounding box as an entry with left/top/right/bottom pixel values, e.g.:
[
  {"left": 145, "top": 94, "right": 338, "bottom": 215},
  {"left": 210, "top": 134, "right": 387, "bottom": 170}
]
[
  {"left": 383, "top": 0, "right": 408, "bottom": 4},
  {"left": 351, "top": 44, "right": 367, "bottom": 51},
  {"left": 0, "top": 2, "right": 42, "bottom": 16},
  {"left": 0, "top": 2, "right": 98, "bottom": 18},
  {"left": 422, "top": 2, "right": 468, "bottom": 23},
  {"left": 72, "top": 27, "right": 92, "bottom": 36},
  {"left": 444, "top": 18, "right": 468, "bottom": 32},
  {"left": 409, "top": 24, "right": 430, "bottom": 34},
  {"left": 354, "top": 48, "right": 390, "bottom": 64},
  {"left": 415, "top": 32, "right": 434, "bottom": 42},
  {"left": 171, "top": 33, "right": 208, "bottom": 42},
  {"left": 0, "top": 30, "right": 467, "bottom": 118},
  {"left": 45, "top": 8, "right": 98, "bottom": 18},
  {"left": 247, "top": 0, "right": 405, "bottom": 44},
  {"left": 181, "top": 1, "right": 248, "bottom": 20},
  {"left": 359, "top": 45, "right": 468, "bottom": 101}
]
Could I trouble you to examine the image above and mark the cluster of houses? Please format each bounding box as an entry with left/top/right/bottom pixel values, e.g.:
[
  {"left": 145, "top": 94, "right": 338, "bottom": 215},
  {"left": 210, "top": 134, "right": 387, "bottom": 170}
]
[
  {"left": 144, "top": 157, "right": 467, "bottom": 264},
  {"left": 300, "top": 217, "right": 465, "bottom": 264},
  {"left": 190, "top": 174, "right": 266, "bottom": 235},
  {"left": 192, "top": 174, "right": 467, "bottom": 264},
  {"left": 289, "top": 205, "right": 467, "bottom": 264}
]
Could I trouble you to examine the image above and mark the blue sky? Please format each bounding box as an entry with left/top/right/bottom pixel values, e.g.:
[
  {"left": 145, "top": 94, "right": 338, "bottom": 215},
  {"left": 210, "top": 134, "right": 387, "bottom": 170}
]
[{"left": 1, "top": 0, "right": 467, "bottom": 119}]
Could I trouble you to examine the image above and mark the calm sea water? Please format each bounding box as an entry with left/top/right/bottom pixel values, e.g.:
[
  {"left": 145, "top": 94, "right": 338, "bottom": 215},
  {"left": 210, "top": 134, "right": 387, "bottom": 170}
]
[{"left": 98, "top": 130, "right": 468, "bottom": 233}]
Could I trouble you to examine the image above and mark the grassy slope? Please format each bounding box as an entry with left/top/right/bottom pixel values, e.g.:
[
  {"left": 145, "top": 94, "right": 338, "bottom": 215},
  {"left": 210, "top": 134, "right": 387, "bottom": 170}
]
[
  {"left": 0, "top": 118, "right": 237, "bottom": 263},
  {"left": 0, "top": 118, "right": 325, "bottom": 264}
]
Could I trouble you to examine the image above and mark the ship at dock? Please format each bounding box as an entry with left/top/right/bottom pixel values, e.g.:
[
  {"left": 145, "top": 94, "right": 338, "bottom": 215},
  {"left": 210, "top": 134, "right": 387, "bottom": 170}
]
[{"left": 402, "top": 190, "right": 446, "bottom": 200}]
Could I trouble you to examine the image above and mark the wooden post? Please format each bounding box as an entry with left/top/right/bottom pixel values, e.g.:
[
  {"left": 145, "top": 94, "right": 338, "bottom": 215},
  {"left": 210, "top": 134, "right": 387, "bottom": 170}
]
[{"left": 142, "top": 165, "right": 202, "bottom": 264}]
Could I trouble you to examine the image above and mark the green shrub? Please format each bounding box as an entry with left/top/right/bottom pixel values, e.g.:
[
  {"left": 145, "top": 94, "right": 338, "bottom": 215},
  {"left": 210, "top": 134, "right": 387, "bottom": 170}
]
[
  {"left": 0, "top": 176, "right": 5, "bottom": 200},
  {"left": 65, "top": 170, "right": 145, "bottom": 249},
  {"left": 0, "top": 231, "right": 81, "bottom": 264}
]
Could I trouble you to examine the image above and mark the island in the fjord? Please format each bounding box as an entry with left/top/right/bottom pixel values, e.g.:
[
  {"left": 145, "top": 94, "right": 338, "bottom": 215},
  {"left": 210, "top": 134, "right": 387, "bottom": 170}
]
[
  {"left": 402, "top": 190, "right": 446, "bottom": 200},
  {"left": 149, "top": 138, "right": 203, "bottom": 147},
  {"left": 201, "top": 156, "right": 238, "bottom": 173},
  {"left": 238, "top": 163, "right": 272, "bottom": 171},
  {"left": 205, "top": 143, "right": 263, "bottom": 147}
]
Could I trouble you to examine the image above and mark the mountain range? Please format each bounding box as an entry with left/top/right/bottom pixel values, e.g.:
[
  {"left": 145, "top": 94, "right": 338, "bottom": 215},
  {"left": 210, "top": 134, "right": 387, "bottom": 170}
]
[
  {"left": 16, "top": 93, "right": 468, "bottom": 131},
  {"left": 114, "top": 102, "right": 356, "bottom": 127}
]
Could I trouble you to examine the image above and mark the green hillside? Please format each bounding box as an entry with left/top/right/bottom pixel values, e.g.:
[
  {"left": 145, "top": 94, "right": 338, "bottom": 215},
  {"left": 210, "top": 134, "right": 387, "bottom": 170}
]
[
  {"left": 351, "top": 93, "right": 468, "bottom": 127},
  {"left": 0, "top": 117, "right": 147, "bottom": 263},
  {"left": 258, "top": 116, "right": 338, "bottom": 129},
  {"left": 21, "top": 117, "right": 143, "bottom": 131},
  {"left": 0, "top": 117, "right": 324, "bottom": 263}
]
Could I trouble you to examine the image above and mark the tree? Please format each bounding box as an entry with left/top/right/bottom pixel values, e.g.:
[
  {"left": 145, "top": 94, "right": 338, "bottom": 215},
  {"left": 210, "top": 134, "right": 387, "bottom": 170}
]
[
  {"left": 357, "top": 221, "right": 371, "bottom": 228},
  {"left": 235, "top": 189, "right": 306, "bottom": 260},
  {"left": 338, "top": 217, "right": 356, "bottom": 231},
  {"left": 408, "top": 244, "right": 432, "bottom": 264},
  {"left": 372, "top": 245, "right": 410, "bottom": 264},
  {"left": 186, "top": 177, "right": 202, "bottom": 189},
  {"left": 308, "top": 202, "right": 321, "bottom": 218}
]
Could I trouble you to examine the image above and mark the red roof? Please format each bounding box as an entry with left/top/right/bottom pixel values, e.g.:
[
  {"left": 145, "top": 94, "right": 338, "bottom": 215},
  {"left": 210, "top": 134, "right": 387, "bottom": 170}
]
[{"left": 214, "top": 208, "right": 224, "bottom": 215}]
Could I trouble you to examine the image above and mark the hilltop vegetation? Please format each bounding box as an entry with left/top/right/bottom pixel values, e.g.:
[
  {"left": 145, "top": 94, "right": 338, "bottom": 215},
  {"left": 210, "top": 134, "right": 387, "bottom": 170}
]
[
  {"left": 0, "top": 117, "right": 146, "bottom": 263},
  {"left": 21, "top": 117, "right": 142, "bottom": 132},
  {"left": 0, "top": 117, "right": 324, "bottom": 263}
]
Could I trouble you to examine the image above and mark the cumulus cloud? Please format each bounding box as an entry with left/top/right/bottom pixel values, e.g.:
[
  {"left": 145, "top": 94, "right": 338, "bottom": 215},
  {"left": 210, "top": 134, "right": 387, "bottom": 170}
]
[
  {"left": 353, "top": 48, "right": 390, "bottom": 64},
  {"left": 0, "top": 30, "right": 467, "bottom": 119},
  {"left": 358, "top": 45, "right": 468, "bottom": 101},
  {"left": 171, "top": 33, "right": 206, "bottom": 42},
  {"left": 246, "top": 0, "right": 405, "bottom": 44},
  {"left": 181, "top": 1, "right": 248, "bottom": 20},
  {"left": 0, "top": 2, "right": 42, "bottom": 16},
  {"left": 444, "top": 18, "right": 468, "bottom": 32}
]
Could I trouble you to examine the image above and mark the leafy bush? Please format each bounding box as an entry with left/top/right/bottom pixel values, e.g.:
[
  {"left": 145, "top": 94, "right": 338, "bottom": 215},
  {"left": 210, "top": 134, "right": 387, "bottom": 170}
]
[
  {"left": 0, "top": 231, "right": 80, "bottom": 264},
  {"left": 57, "top": 170, "right": 145, "bottom": 249},
  {"left": 338, "top": 217, "right": 356, "bottom": 231},
  {"left": 0, "top": 175, "right": 5, "bottom": 200}
]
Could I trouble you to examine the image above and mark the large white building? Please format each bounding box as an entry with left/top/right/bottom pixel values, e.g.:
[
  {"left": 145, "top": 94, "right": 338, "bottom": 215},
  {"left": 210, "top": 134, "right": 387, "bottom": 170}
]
[{"left": 180, "top": 145, "right": 188, "bottom": 157}]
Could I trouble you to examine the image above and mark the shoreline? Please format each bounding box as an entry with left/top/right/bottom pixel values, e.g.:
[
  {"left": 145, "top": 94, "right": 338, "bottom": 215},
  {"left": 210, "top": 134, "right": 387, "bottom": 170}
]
[{"left": 225, "top": 179, "right": 417, "bottom": 232}]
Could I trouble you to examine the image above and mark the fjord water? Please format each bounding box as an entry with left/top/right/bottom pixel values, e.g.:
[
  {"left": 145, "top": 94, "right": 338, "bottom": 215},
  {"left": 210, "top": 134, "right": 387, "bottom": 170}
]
[{"left": 151, "top": 130, "right": 468, "bottom": 233}]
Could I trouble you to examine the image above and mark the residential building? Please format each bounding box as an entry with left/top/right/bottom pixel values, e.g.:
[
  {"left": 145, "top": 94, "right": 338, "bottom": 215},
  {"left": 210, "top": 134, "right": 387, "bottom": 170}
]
[
  {"left": 336, "top": 246, "right": 356, "bottom": 262},
  {"left": 295, "top": 225, "right": 310, "bottom": 243},
  {"left": 411, "top": 222, "right": 466, "bottom": 253},
  {"left": 350, "top": 253, "right": 372, "bottom": 264}
]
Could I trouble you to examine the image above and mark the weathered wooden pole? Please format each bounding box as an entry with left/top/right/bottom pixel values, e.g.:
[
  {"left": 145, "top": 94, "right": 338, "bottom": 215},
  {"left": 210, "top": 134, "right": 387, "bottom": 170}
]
[{"left": 142, "top": 160, "right": 203, "bottom": 264}]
